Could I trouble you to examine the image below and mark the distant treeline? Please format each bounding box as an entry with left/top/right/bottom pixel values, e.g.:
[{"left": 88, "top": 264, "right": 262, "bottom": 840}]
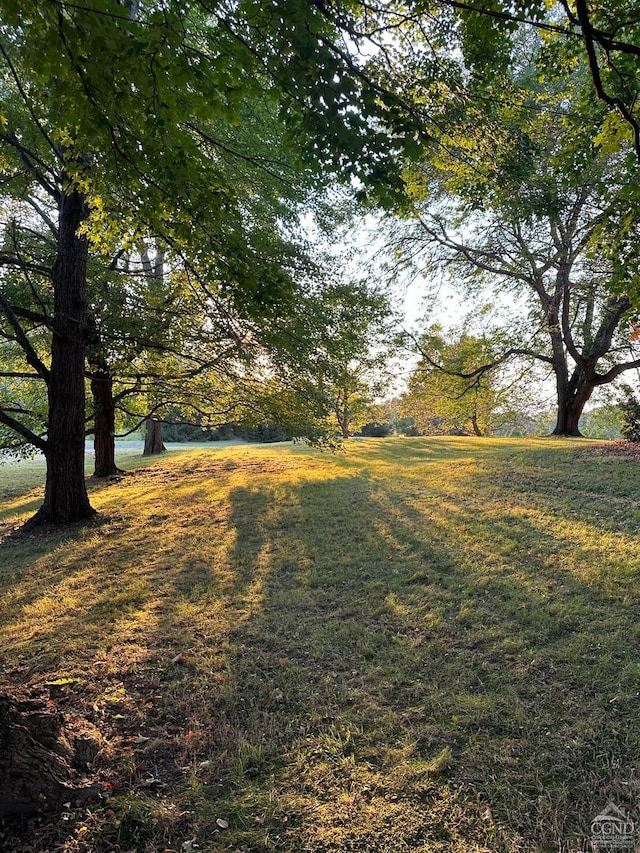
[
  {"left": 161, "top": 422, "right": 292, "bottom": 444},
  {"left": 158, "top": 404, "right": 624, "bottom": 444}
]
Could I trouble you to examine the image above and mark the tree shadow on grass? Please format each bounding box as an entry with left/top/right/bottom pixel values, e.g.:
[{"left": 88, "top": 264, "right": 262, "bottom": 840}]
[
  {"left": 193, "top": 464, "right": 640, "bottom": 853},
  {"left": 187, "top": 476, "right": 499, "bottom": 851},
  {"left": 0, "top": 455, "right": 288, "bottom": 765},
  {"left": 367, "top": 493, "right": 640, "bottom": 841},
  {"left": 2, "top": 443, "right": 640, "bottom": 852}
]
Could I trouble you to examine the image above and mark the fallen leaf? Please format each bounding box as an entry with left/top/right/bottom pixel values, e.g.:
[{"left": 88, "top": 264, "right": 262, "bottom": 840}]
[{"left": 195, "top": 772, "right": 213, "bottom": 783}]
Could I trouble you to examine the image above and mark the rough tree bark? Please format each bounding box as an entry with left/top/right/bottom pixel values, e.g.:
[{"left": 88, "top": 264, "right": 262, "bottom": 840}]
[
  {"left": 551, "top": 404, "right": 587, "bottom": 436},
  {"left": 30, "top": 189, "right": 96, "bottom": 524},
  {"left": 548, "top": 291, "right": 632, "bottom": 437},
  {"left": 551, "top": 372, "right": 593, "bottom": 436},
  {"left": 91, "top": 368, "right": 123, "bottom": 477},
  {"left": 0, "top": 692, "right": 101, "bottom": 818},
  {"left": 87, "top": 310, "right": 123, "bottom": 477},
  {"left": 143, "top": 417, "right": 166, "bottom": 456}
]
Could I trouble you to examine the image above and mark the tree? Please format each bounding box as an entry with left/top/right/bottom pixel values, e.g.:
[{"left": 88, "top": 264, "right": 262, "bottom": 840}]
[
  {"left": 385, "top": 43, "right": 640, "bottom": 436},
  {"left": 87, "top": 243, "right": 206, "bottom": 472},
  {"left": 620, "top": 392, "right": 640, "bottom": 442},
  {"left": 401, "top": 330, "right": 506, "bottom": 436},
  {"left": 1, "top": 183, "right": 95, "bottom": 521},
  {"left": 298, "top": 0, "right": 640, "bottom": 316},
  {"left": 446, "top": 0, "right": 640, "bottom": 162},
  {"left": 398, "top": 211, "right": 640, "bottom": 435},
  {"left": 0, "top": 3, "right": 249, "bottom": 520},
  {"left": 280, "top": 281, "right": 398, "bottom": 439},
  {"left": 0, "top": 5, "right": 306, "bottom": 519},
  {"left": 142, "top": 419, "right": 166, "bottom": 457},
  {"left": 323, "top": 0, "right": 640, "bottom": 163}
]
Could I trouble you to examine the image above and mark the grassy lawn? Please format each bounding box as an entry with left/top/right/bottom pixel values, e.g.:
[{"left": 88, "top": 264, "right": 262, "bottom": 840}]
[{"left": 1, "top": 437, "right": 640, "bottom": 852}]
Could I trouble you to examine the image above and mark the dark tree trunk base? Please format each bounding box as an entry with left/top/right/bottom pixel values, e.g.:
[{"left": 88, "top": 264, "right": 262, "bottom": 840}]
[
  {"left": 24, "top": 503, "right": 97, "bottom": 530},
  {"left": 0, "top": 692, "right": 102, "bottom": 818},
  {"left": 92, "top": 465, "right": 125, "bottom": 478}
]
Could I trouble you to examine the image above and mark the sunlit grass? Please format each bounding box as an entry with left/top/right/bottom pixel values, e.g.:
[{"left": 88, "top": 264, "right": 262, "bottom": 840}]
[{"left": 1, "top": 437, "right": 640, "bottom": 852}]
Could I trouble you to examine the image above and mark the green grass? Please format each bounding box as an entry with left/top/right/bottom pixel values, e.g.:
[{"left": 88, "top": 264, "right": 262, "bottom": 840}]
[{"left": 1, "top": 437, "right": 640, "bottom": 852}]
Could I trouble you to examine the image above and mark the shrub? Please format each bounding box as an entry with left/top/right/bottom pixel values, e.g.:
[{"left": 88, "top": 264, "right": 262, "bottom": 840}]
[
  {"left": 394, "top": 417, "right": 420, "bottom": 436},
  {"left": 241, "top": 424, "right": 291, "bottom": 443},
  {"left": 621, "top": 394, "right": 640, "bottom": 443},
  {"left": 360, "top": 422, "right": 392, "bottom": 437}
]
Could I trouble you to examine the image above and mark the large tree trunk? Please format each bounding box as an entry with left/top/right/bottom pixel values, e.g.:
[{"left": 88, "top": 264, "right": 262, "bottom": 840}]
[
  {"left": 30, "top": 190, "right": 95, "bottom": 524},
  {"left": 546, "top": 317, "right": 589, "bottom": 437},
  {"left": 551, "top": 406, "right": 584, "bottom": 437},
  {"left": 91, "top": 369, "right": 123, "bottom": 477},
  {"left": 551, "top": 377, "right": 595, "bottom": 437},
  {"left": 143, "top": 417, "right": 166, "bottom": 456}
]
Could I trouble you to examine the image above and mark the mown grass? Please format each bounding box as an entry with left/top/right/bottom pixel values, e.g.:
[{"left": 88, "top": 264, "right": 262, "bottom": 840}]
[{"left": 1, "top": 437, "right": 640, "bottom": 852}]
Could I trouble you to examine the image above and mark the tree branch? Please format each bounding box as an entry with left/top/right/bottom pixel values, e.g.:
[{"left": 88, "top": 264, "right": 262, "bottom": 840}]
[
  {"left": 0, "top": 406, "right": 47, "bottom": 452},
  {"left": 0, "top": 292, "right": 50, "bottom": 381},
  {"left": 570, "top": 0, "right": 640, "bottom": 160}
]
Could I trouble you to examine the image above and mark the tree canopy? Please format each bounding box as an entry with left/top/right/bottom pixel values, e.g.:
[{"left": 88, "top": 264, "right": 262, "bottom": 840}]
[{"left": 401, "top": 329, "right": 508, "bottom": 436}]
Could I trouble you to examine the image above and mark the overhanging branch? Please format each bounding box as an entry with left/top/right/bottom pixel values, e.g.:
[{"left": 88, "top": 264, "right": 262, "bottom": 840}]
[{"left": 0, "top": 406, "right": 47, "bottom": 452}]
